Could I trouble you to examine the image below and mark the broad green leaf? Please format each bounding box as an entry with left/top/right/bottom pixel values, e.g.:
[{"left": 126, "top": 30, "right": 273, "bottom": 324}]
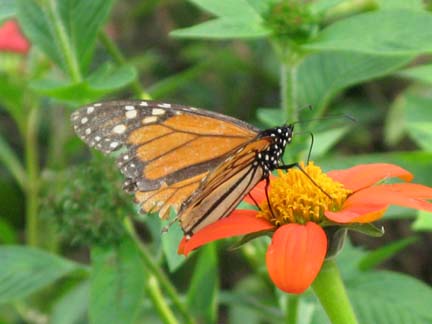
[
  {"left": 188, "top": 0, "right": 261, "bottom": 19},
  {"left": 297, "top": 51, "right": 411, "bottom": 111},
  {"left": 412, "top": 210, "right": 432, "bottom": 231},
  {"left": 310, "top": 126, "right": 349, "bottom": 158},
  {"left": 90, "top": 237, "right": 146, "bottom": 324},
  {"left": 402, "top": 94, "right": 432, "bottom": 151},
  {"left": 305, "top": 10, "right": 432, "bottom": 55},
  {"left": 51, "top": 280, "right": 89, "bottom": 324},
  {"left": 187, "top": 244, "right": 219, "bottom": 324},
  {"left": 30, "top": 64, "right": 136, "bottom": 103},
  {"left": 57, "top": 0, "right": 115, "bottom": 72},
  {"left": 347, "top": 271, "right": 432, "bottom": 324},
  {"left": 0, "top": 246, "right": 81, "bottom": 303},
  {"left": 310, "top": 0, "right": 347, "bottom": 14},
  {"left": 377, "top": 0, "right": 424, "bottom": 10},
  {"left": 396, "top": 64, "right": 432, "bottom": 85},
  {"left": 161, "top": 210, "right": 186, "bottom": 272},
  {"left": 358, "top": 237, "right": 418, "bottom": 271},
  {"left": 0, "top": 218, "right": 17, "bottom": 244},
  {"left": 0, "top": 0, "right": 16, "bottom": 23},
  {"left": 16, "top": 0, "right": 65, "bottom": 71},
  {"left": 384, "top": 93, "right": 406, "bottom": 146},
  {"left": 256, "top": 107, "right": 281, "bottom": 127},
  {"left": 170, "top": 18, "right": 269, "bottom": 39},
  {"left": 87, "top": 64, "right": 137, "bottom": 90}
]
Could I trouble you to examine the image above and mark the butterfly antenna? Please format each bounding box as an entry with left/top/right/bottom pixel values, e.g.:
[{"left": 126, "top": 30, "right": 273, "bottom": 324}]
[
  {"left": 307, "top": 132, "right": 314, "bottom": 164},
  {"left": 291, "top": 113, "right": 356, "bottom": 127}
]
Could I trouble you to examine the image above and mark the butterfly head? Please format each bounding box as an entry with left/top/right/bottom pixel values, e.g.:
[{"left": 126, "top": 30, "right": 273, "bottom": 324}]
[{"left": 257, "top": 124, "right": 294, "bottom": 176}]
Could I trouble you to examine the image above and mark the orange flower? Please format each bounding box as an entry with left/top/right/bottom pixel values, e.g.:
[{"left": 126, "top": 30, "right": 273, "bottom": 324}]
[
  {"left": 179, "top": 163, "right": 432, "bottom": 294},
  {"left": 0, "top": 20, "right": 30, "bottom": 54}
]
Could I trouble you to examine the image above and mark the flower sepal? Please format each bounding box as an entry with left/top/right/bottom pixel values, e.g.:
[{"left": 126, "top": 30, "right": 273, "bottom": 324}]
[
  {"left": 227, "top": 230, "right": 273, "bottom": 251},
  {"left": 324, "top": 227, "right": 347, "bottom": 259}
]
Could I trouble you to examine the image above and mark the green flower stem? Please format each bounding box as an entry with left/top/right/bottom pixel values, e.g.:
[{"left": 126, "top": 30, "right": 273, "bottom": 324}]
[
  {"left": 98, "top": 31, "right": 150, "bottom": 99},
  {"left": 312, "top": 259, "right": 358, "bottom": 324},
  {"left": 285, "top": 295, "right": 299, "bottom": 324},
  {"left": 46, "top": 0, "right": 82, "bottom": 82},
  {"left": 280, "top": 60, "right": 298, "bottom": 123},
  {"left": 147, "top": 275, "right": 179, "bottom": 324},
  {"left": 25, "top": 106, "right": 40, "bottom": 246},
  {"left": 124, "top": 218, "right": 195, "bottom": 324}
]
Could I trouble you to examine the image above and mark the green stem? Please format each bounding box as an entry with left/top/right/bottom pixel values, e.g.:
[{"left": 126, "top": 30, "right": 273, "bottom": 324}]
[
  {"left": 312, "top": 259, "right": 358, "bottom": 324},
  {"left": 46, "top": 0, "right": 82, "bottom": 82},
  {"left": 98, "top": 31, "right": 150, "bottom": 99},
  {"left": 147, "top": 275, "right": 179, "bottom": 324},
  {"left": 285, "top": 295, "right": 299, "bottom": 324},
  {"left": 25, "top": 106, "right": 40, "bottom": 246},
  {"left": 124, "top": 218, "right": 195, "bottom": 324},
  {"left": 280, "top": 61, "right": 298, "bottom": 123}
]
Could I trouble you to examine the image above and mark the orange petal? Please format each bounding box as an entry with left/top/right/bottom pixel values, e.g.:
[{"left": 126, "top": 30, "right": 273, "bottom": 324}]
[
  {"left": 178, "top": 209, "right": 273, "bottom": 255},
  {"left": 326, "top": 183, "right": 432, "bottom": 223},
  {"left": 325, "top": 204, "right": 388, "bottom": 223},
  {"left": 327, "top": 163, "right": 413, "bottom": 192},
  {"left": 266, "top": 222, "right": 327, "bottom": 294}
]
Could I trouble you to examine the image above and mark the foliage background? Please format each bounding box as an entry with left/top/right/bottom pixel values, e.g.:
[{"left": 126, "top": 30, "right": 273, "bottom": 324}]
[{"left": 1, "top": 0, "right": 432, "bottom": 323}]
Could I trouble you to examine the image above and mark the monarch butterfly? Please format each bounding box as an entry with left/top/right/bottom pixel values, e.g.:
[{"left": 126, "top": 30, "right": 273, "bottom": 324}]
[{"left": 71, "top": 100, "right": 294, "bottom": 236}]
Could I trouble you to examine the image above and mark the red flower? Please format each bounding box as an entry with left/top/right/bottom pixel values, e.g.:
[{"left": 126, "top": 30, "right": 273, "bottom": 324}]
[
  {"left": 0, "top": 20, "right": 30, "bottom": 54},
  {"left": 179, "top": 163, "right": 432, "bottom": 294}
]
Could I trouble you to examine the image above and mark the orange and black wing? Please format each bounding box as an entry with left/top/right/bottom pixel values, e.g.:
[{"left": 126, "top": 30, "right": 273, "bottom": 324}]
[
  {"left": 71, "top": 100, "right": 259, "bottom": 218},
  {"left": 179, "top": 137, "right": 272, "bottom": 235}
]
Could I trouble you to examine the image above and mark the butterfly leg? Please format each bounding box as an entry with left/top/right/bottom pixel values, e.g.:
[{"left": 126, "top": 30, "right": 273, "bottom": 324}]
[
  {"left": 247, "top": 193, "right": 262, "bottom": 211},
  {"left": 264, "top": 176, "right": 277, "bottom": 218},
  {"left": 279, "top": 162, "right": 332, "bottom": 200}
]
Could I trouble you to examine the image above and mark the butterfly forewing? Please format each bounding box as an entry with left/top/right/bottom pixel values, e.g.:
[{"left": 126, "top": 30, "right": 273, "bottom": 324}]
[{"left": 71, "top": 100, "right": 260, "bottom": 219}]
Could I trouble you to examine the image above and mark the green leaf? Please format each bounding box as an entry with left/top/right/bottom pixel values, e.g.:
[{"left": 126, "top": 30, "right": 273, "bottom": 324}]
[
  {"left": 358, "top": 237, "right": 418, "bottom": 271},
  {"left": 310, "top": 126, "right": 349, "bottom": 158},
  {"left": 0, "top": 218, "right": 18, "bottom": 244},
  {"left": 384, "top": 93, "right": 406, "bottom": 146},
  {"left": 297, "top": 51, "right": 412, "bottom": 110},
  {"left": 0, "top": 246, "right": 81, "bottom": 303},
  {"left": 187, "top": 244, "right": 219, "bottom": 324},
  {"left": 188, "top": 0, "right": 261, "bottom": 19},
  {"left": 396, "top": 64, "right": 432, "bottom": 85},
  {"left": 412, "top": 210, "right": 432, "bottom": 231},
  {"left": 57, "top": 0, "right": 115, "bottom": 72},
  {"left": 377, "top": 0, "right": 424, "bottom": 10},
  {"left": 170, "top": 18, "right": 269, "bottom": 39},
  {"left": 402, "top": 94, "right": 432, "bottom": 151},
  {"left": 305, "top": 10, "right": 432, "bottom": 55},
  {"left": 90, "top": 237, "right": 146, "bottom": 324},
  {"left": 256, "top": 107, "right": 282, "bottom": 127},
  {"left": 0, "top": 0, "right": 16, "bottom": 23},
  {"left": 30, "top": 64, "right": 137, "bottom": 103},
  {"left": 310, "top": 0, "right": 347, "bottom": 14},
  {"left": 17, "top": 0, "right": 114, "bottom": 74},
  {"left": 16, "top": 0, "right": 66, "bottom": 71},
  {"left": 161, "top": 211, "right": 186, "bottom": 272},
  {"left": 87, "top": 64, "right": 137, "bottom": 90},
  {"left": 347, "top": 271, "right": 432, "bottom": 324},
  {"left": 51, "top": 280, "right": 89, "bottom": 324}
]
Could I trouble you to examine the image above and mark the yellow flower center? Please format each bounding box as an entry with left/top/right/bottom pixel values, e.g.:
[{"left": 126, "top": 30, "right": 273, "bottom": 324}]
[{"left": 258, "top": 162, "right": 351, "bottom": 226}]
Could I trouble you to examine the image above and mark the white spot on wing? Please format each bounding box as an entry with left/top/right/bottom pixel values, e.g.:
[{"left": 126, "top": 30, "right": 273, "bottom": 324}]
[
  {"left": 152, "top": 108, "right": 165, "bottom": 115},
  {"left": 139, "top": 101, "right": 148, "bottom": 106},
  {"left": 81, "top": 117, "right": 88, "bottom": 124},
  {"left": 85, "top": 128, "right": 92, "bottom": 135},
  {"left": 158, "top": 103, "right": 171, "bottom": 108},
  {"left": 113, "top": 124, "right": 127, "bottom": 134},
  {"left": 125, "top": 105, "right": 135, "bottom": 110},
  {"left": 86, "top": 106, "right": 94, "bottom": 114},
  {"left": 126, "top": 110, "right": 137, "bottom": 119},
  {"left": 142, "top": 116, "right": 158, "bottom": 124},
  {"left": 110, "top": 141, "right": 119, "bottom": 148},
  {"left": 94, "top": 103, "right": 102, "bottom": 107},
  {"left": 95, "top": 136, "right": 101, "bottom": 142}
]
